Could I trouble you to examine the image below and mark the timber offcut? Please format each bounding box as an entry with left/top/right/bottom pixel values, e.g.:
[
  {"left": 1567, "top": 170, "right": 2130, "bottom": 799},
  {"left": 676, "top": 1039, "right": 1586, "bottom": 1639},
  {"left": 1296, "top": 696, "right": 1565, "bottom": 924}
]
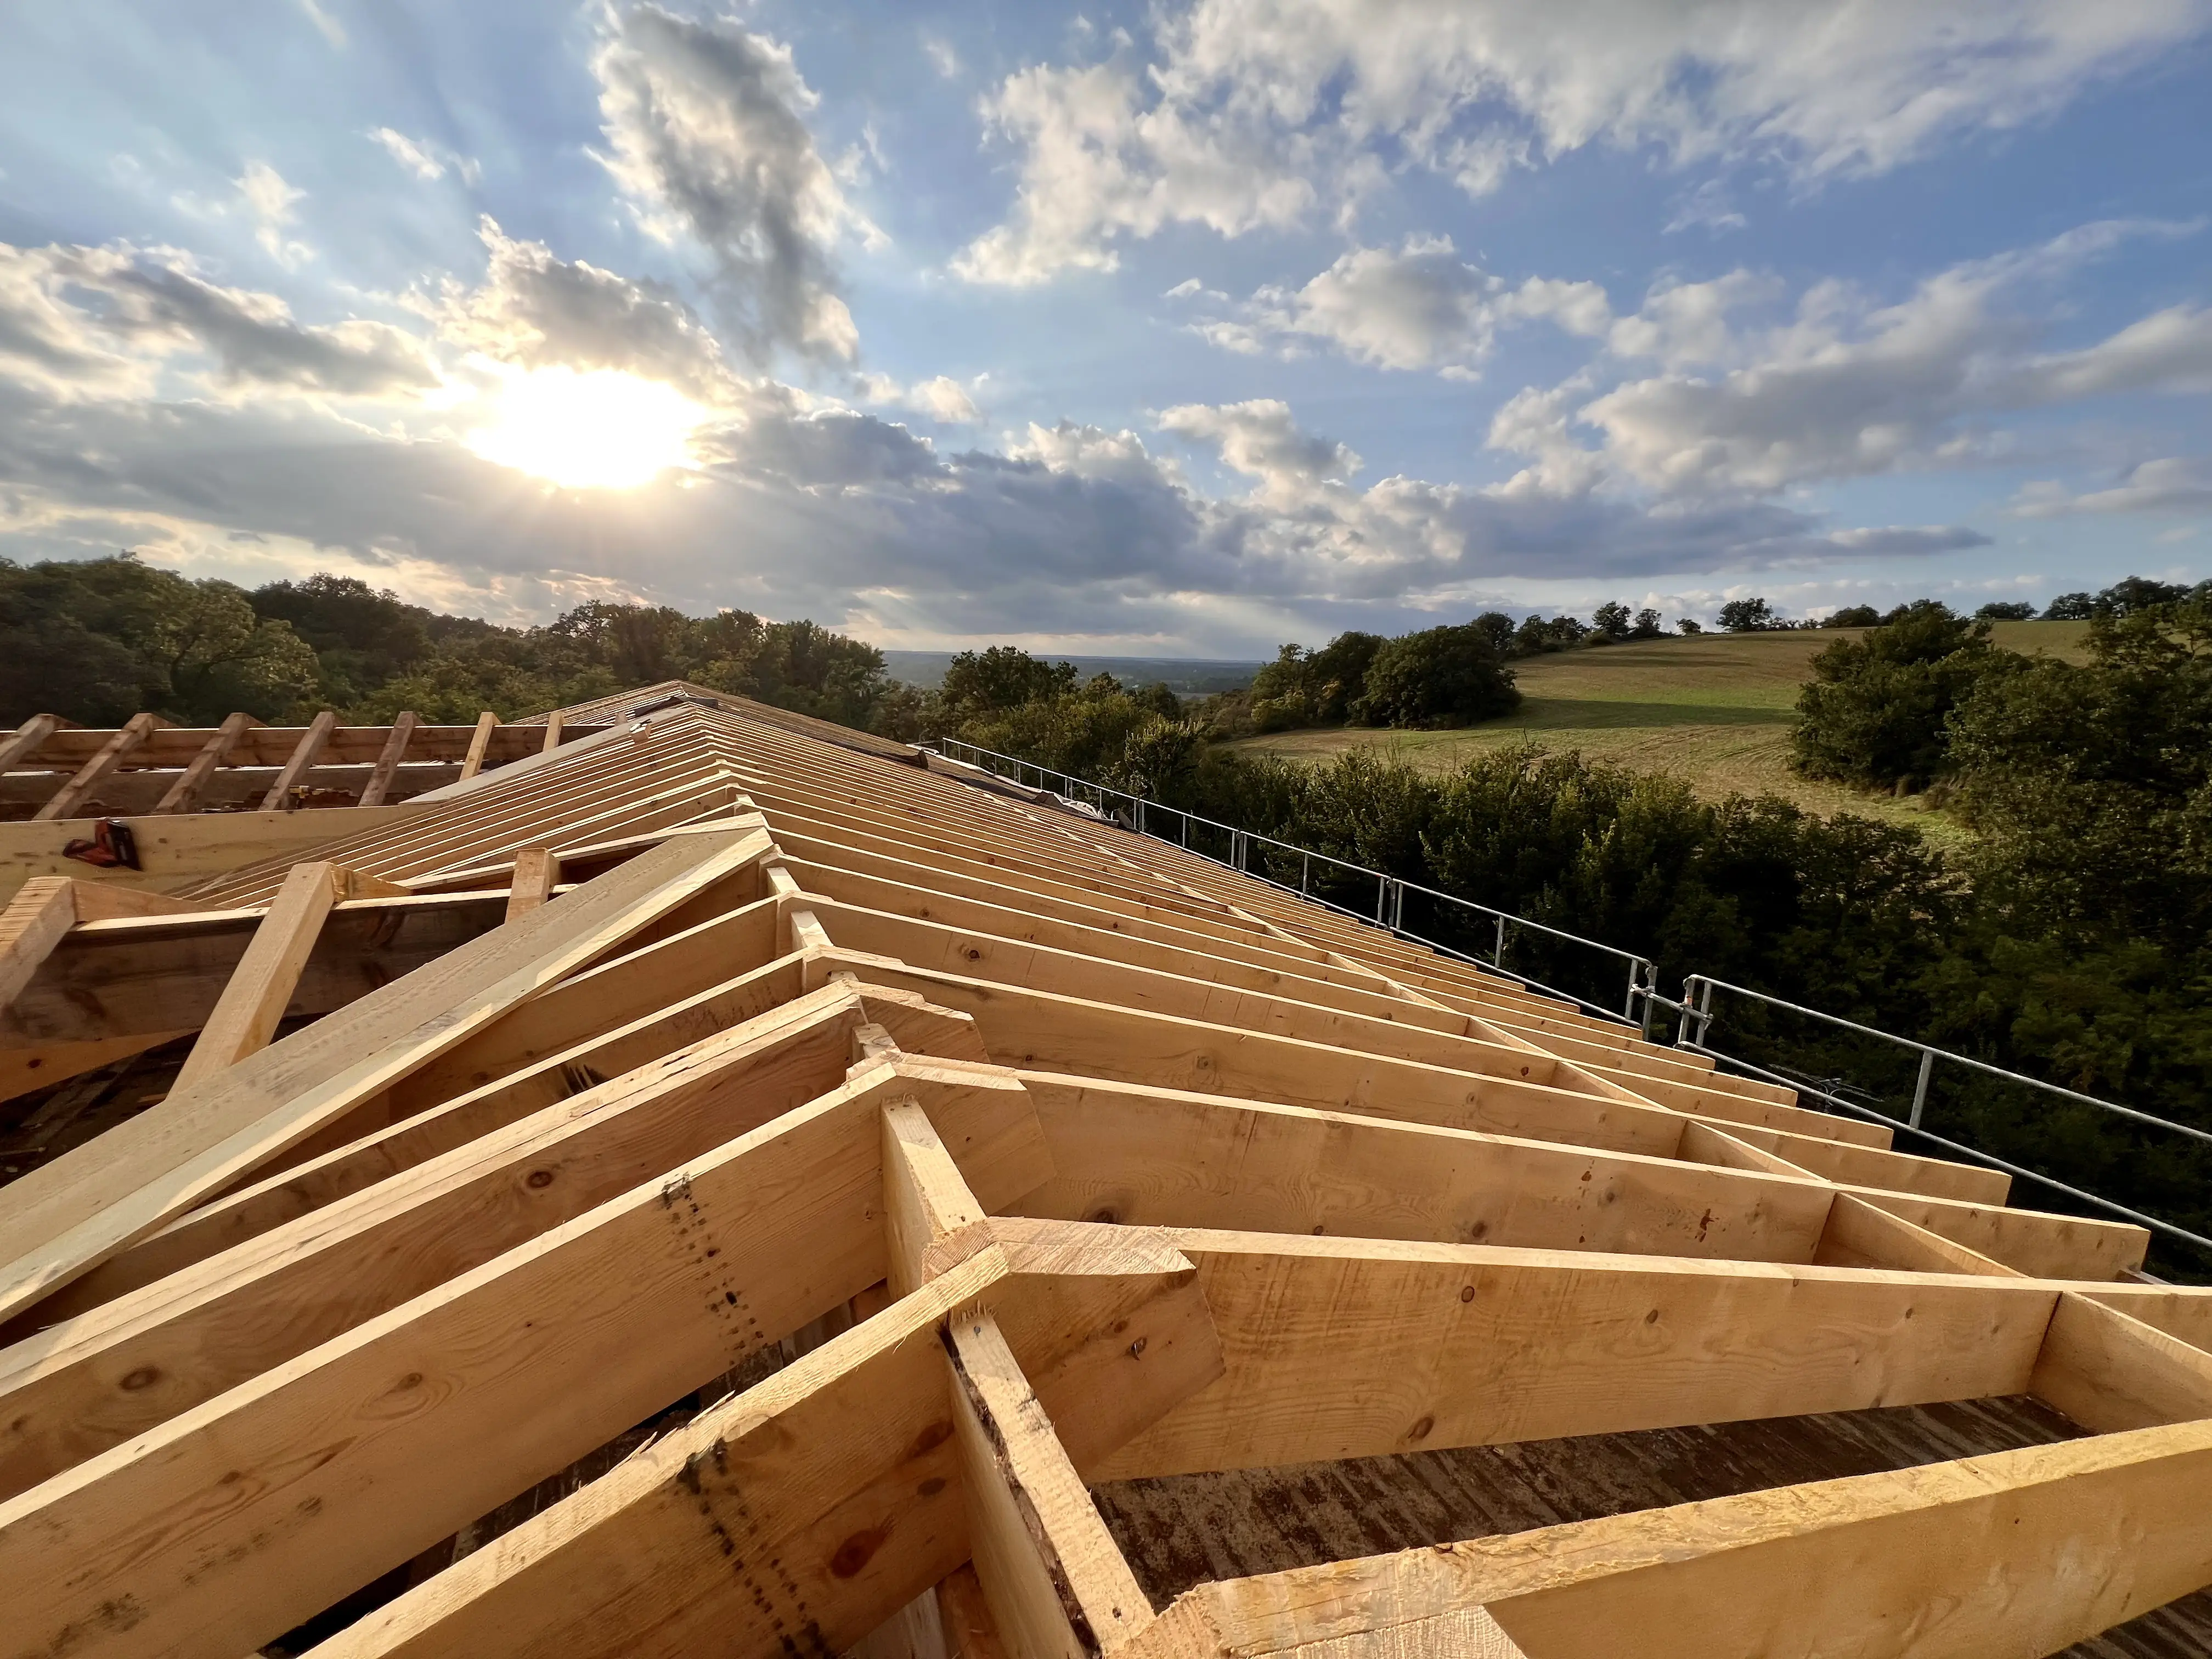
[{"left": 0, "top": 685, "right": 2208, "bottom": 1659}]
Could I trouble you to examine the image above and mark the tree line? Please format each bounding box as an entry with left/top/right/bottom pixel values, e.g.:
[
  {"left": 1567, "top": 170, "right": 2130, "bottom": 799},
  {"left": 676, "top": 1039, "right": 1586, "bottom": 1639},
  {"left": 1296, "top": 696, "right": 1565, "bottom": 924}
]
[{"left": 0, "top": 556, "right": 900, "bottom": 732}]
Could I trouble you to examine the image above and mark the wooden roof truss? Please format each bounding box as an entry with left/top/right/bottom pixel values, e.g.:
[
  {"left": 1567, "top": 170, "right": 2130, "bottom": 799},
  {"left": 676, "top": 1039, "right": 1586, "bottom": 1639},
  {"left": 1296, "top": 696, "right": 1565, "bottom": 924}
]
[{"left": 0, "top": 695, "right": 2205, "bottom": 1659}]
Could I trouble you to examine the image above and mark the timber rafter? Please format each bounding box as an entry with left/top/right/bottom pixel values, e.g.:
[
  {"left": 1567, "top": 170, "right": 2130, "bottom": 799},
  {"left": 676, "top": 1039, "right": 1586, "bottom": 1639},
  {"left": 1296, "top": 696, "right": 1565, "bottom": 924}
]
[{"left": 0, "top": 689, "right": 2203, "bottom": 1659}]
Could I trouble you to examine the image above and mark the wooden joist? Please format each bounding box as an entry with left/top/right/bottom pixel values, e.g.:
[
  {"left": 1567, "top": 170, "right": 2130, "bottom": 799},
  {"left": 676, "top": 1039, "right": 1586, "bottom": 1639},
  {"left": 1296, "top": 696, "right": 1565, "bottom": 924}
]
[
  {"left": 169, "top": 861, "right": 403, "bottom": 1090},
  {"left": 10, "top": 716, "right": 611, "bottom": 774},
  {"left": 458, "top": 709, "right": 499, "bottom": 782},
  {"left": 33, "top": 711, "right": 167, "bottom": 820},
  {"left": 504, "top": 845, "right": 561, "bottom": 922},
  {"left": 0, "top": 825, "right": 775, "bottom": 1321},
  {"left": 0, "top": 713, "right": 71, "bottom": 772},
  {"left": 152, "top": 711, "right": 259, "bottom": 814},
  {"left": 1138, "top": 1415, "right": 2212, "bottom": 1659},
  {"left": 357, "top": 709, "right": 419, "bottom": 808},
  {"left": 260, "top": 707, "right": 338, "bottom": 809}
]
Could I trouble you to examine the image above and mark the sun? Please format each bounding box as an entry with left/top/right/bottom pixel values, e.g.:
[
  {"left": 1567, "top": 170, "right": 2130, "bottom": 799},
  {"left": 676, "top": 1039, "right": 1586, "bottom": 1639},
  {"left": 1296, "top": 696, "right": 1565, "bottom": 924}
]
[{"left": 467, "top": 365, "right": 703, "bottom": 490}]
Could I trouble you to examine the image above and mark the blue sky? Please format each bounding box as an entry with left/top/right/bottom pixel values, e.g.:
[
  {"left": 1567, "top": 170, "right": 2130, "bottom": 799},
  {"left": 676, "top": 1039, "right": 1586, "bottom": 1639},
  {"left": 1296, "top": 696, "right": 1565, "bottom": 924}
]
[{"left": 1, "top": 1, "right": 2208, "bottom": 653}]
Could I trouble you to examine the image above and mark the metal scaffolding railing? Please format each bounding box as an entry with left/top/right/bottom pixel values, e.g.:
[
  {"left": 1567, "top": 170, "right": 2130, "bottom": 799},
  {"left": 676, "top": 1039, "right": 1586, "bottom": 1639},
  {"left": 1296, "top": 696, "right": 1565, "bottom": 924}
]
[
  {"left": 1647, "top": 976, "right": 2212, "bottom": 1257},
  {"left": 927, "top": 735, "right": 2212, "bottom": 1268},
  {"left": 929, "top": 737, "right": 1657, "bottom": 1026}
]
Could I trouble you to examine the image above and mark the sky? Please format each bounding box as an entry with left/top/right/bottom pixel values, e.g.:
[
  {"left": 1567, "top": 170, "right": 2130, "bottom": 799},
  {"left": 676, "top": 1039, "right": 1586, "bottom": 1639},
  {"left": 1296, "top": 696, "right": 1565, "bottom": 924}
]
[{"left": 1, "top": 2, "right": 2209, "bottom": 654}]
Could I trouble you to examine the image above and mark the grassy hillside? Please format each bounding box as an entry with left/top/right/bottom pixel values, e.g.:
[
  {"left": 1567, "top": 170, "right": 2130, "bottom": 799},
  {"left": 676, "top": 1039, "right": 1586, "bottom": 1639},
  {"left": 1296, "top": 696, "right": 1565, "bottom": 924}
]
[{"left": 1226, "top": 620, "right": 2091, "bottom": 830}]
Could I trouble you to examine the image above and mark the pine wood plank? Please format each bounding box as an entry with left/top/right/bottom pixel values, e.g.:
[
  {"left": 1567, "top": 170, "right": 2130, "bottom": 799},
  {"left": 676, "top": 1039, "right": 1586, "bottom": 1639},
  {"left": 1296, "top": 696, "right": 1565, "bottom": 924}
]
[
  {"left": 503, "top": 847, "right": 561, "bottom": 923},
  {"left": 947, "top": 1308, "right": 1154, "bottom": 1656},
  {"left": 0, "top": 826, "right": 774, "bottom": 1322},
  {"left": 0, "top": 988, "right": 877, "bottom": 1497},
  {"left": 456, "top": 710, "right": 499, "bottom": 782},
  {"left": 2029, "top": 1291, "right": 2212, "bottom": 1433},
  {"left": 0, "top": 1075, "right": 1055, "bottom": 1659},
  {"left": 33, "top": 713, "right": 167, "bottom": 821},
  {"left": 170, "top": 861, "right": 346, "bottom": 1091},
  {"left": 259, "top": 709, "right": 338, "bottom": 810},
  {"left": 1471, "top": 1421, "right": 2212, "bottom": 1659},
  {"left": 1009, "top": 1070, "right": 1832, "bottom": 1265},
  {"left": 302, "top": 1226, "right": 1210, "bottom": 1659},
  {"left": 0, "top": 714, "right": 67, "bottom": 774},
  {"left": 150, "top": 712, "right": 261, "bottom": 814},
  {"left": 0, "top": 878, "right": 77, "bottom": 1012},
  {"left": 20, "top": 955, "right": 820, "bottom": 1322},
  {"left": 1074, "top": 1224, "right": 2061, "bottom": 1480},
  {"left": 356, "top": 710, "right": 419, "bottom": 808}
]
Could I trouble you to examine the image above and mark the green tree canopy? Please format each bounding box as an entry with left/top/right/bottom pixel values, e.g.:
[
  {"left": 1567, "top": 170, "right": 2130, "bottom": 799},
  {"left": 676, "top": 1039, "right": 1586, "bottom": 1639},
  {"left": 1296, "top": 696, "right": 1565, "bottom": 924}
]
[
  {"left": 1791, "top": 601, "right": 1999, "bottom": 790},
  {"left": 3, "top": 554, "right": 318, "bottom": 724},
  {"left": 1358, "top": 623, "right": 1520, "bottom": 728}
]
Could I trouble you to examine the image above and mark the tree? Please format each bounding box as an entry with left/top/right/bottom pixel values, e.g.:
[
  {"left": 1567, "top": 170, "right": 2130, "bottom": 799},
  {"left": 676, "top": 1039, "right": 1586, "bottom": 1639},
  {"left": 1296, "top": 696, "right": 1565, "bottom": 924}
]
[
  {"left": 1717, "top": 597, "right": 1777, "bottom": 631},
  {"left": 2044, "top": 591, "right": 2095, "bottom": 620},
  {"left": 1514, "top": 612, "right": 1587, "bottom": 654},
  {"left": 147, "top": 580, "right": 320, "bottom": 719},
  {"left": 548, "top": 601, "right": 698, "bottom": 686},
  {"left": 1307, "top": 631, "right": 1385, "bottom": 722},
  {"left": 1790, "top": 602, "right": 1999, "bottom": 790},
  {"left": 1822, "top": 605, "right": 1881, "bottom": 628},
  {"left": 1590, "top": 601, "right": 1632, "bottom": 641},
  {"left": 1976, "top": 601, "right": 2037, "bottom": 621},
  {"left": 1950, "top": 589, "right": 2212, "bottom": 945},
  {"left": 251, "top": 575, "right": 437, "bottom": 707},
  {"left": 1245, "top": 631, "right": 1384, "bottom": 732},
  {"left": 1675, "top": 617, "right": 1705, "bottom": 635},
  {"left": 1472, "top": 612, "right": 1517, "bottom": 654},
  {"left": 1357, "top": 624, "right": 1520, "bottom": 728},
  {"left": 1630, "top": 607, "right": 1663, "bottom": 639},
  {"left": 2093, "top": 576, "right": 2191, "bottom": 617},
  {"left": 938, "top": 646, "right": 1077, "bottom": 719},
  {"left": 1, "top": 554, "right": 318, "bottom": 725}
]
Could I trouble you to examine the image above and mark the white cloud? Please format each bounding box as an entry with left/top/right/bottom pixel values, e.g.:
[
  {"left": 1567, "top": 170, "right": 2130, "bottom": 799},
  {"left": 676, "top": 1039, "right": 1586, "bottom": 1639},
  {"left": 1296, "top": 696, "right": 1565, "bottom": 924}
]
[
  {"left": 590, "top": 4, "right": 871, "bottom": 362},
  {"left": 923, "top": 35, "right": 960, "bottom": 78},
  {"left": 2007, "top": 304, "right": 2212, "bottom": 399},
  {"left": 957, "top": 0, "right": 2209, "bottom": 283},
  {"left": 952, "top": 60, "right": 1313, "bottom": 284},
  {"left": 911, "top": 375, "right": 983, "bottom": 424},
  {"left": 431, "top": 218, "right": 741, "bottom": 404},
  {"left": 1006, "top": 420, "right": 1179, "bottom": 487},
  {"left": 237, "top": 161, "right": 312, "bottom": 268},
  {"left": 0, "top": 241, "right": 436, "bottom": 400},
  {"left": 370, "top": 128, "right": 445, "bottom": 181},
  {"left": 1664, "top": 178, "right": 1748, "bottom": 235},
  {"left": 0, "top": 244, "right": 153, "bottom": 399},
  {"left": 1185, "top": 237, "right": 1610, "bottom": 373},
  {"left": 0, "top": 322, "right": 2006, "bottom": 652},
  {"left": 1158, "top": 398, "right": 1361, "bottom": 484},
  {"left": 2012, "top": 458, "right": 2212, "bottom": 516},
  {"left": 368, "top": 128, "right": 481, "bottom": 185},
  {"left": 1505, "top": 223, "right": 2212, "bottom": 497},
  {"left": 856, "top": 370, "right": 985, "bottom": 424}
]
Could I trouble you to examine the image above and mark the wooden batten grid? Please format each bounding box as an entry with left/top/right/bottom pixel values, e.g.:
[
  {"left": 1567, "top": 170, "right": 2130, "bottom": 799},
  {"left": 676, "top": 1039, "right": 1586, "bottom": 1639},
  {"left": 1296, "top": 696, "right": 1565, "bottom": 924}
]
[
  {"left": 0, "top": 689, "right": 2205, "bottom": 1659},
  {"left": 1, "top": 709, "right": 610, "bottom": 825}
]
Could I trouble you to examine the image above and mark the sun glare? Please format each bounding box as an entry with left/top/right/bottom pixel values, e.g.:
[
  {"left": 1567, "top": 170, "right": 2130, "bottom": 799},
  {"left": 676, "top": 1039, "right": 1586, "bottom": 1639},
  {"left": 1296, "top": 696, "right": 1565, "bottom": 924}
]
[{"left": 467, "top": 366, "right": 702, "bottom": 490}]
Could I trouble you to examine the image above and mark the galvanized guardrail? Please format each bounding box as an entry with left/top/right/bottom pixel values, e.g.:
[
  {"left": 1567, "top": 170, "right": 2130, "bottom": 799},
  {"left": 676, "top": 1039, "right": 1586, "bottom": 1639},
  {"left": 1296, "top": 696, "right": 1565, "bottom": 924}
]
[
  {"left": 927, "top": 735, "right": 2209, "bottom": 1267},
  {"left": 929, "top": 737, "right": 1657, "bottom": 1025},
  {"left": 1648, "top": 975, "right": 2212, "bottom": 1257}
]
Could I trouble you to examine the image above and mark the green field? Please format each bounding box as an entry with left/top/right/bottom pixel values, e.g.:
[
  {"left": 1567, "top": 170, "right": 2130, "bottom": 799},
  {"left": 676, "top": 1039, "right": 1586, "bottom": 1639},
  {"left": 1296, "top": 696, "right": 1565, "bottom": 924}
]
[{"left": 1226, "top": 622, "right": 2091, "bottom": 830}]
